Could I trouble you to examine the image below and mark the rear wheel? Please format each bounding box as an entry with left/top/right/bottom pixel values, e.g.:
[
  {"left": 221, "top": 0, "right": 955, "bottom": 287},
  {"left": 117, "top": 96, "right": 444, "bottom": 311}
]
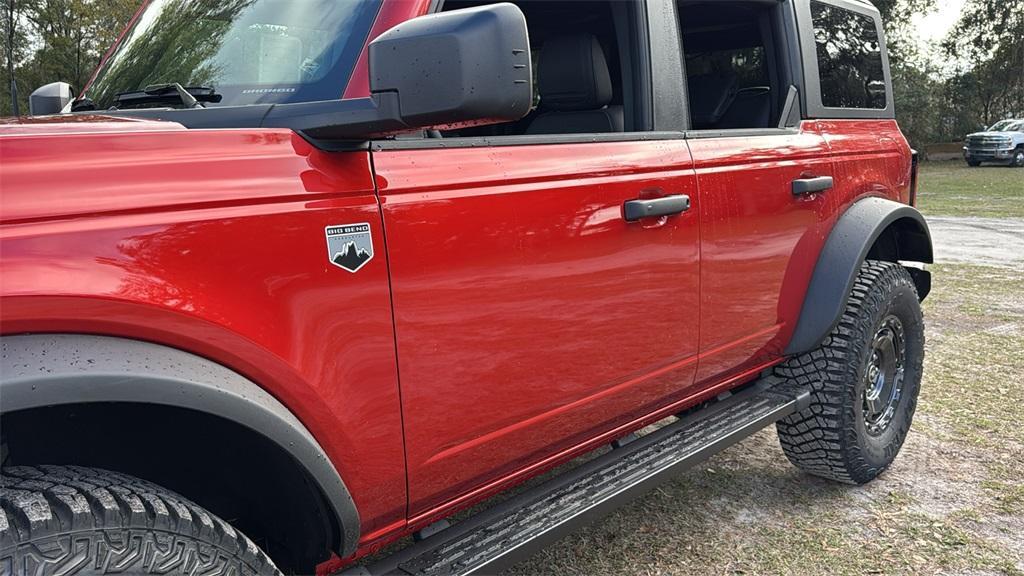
[
  {"left": 775, "top": 260, "right": 924, "bottom": 484},
  {"left": 0, "top": 465, "right": 281, "bottom": 576}
]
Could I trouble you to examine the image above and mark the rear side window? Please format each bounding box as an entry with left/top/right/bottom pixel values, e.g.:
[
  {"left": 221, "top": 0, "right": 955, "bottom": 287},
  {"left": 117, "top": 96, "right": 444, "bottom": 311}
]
[{"left": 810, "top": 0, "right": 886, "bottom": 109}]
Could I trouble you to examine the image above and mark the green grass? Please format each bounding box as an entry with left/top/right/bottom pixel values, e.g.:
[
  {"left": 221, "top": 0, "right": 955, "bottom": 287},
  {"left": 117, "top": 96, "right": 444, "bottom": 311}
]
[
  {"left": 503, "top": 262, "right": 1024, "bottom": 576},
  {"left": 917, "top": 161, "right": 1024, "bottom": 218},
  {"left": 919, "top": 265, "right": 1024, "bottom": 450}
]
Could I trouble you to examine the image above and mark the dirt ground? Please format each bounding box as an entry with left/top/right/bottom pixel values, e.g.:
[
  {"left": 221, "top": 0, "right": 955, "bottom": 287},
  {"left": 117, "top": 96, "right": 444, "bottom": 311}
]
[
  {"left": 503, "top": 167, "right": 1024, "bottom": 576},
  {"left": 929, "top": 217, "right": 1024, "bottom": 269},
  {"left": 506, "top": 260, "right": 1024, "bottom": 576}
]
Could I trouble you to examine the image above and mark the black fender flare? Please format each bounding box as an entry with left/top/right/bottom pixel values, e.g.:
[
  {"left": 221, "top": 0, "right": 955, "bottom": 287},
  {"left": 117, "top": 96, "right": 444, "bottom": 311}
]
[
  {"left": 786, "top": 197, "right": 933, "bottom": 355},
  {"left": 0, "top": 333, "right": 361, "bottom": 557}
]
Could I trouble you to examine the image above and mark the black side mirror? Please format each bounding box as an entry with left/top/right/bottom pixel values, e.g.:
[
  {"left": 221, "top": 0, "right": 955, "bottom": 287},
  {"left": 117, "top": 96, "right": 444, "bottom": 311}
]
[
  {"left": 30, "top": 82, "right": 74, "bottom": 116},
  {"left": 368, "top": 3, "right": 532, "bottom": 130},
  {"left": 264, "top": 3, "right": 532, "bottom": 140}
]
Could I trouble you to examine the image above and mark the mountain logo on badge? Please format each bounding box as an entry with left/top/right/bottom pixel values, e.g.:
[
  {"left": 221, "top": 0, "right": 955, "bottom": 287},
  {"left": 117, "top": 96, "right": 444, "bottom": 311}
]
[{"left": 326, "top": 223, "right": 374, "bottom": 273}]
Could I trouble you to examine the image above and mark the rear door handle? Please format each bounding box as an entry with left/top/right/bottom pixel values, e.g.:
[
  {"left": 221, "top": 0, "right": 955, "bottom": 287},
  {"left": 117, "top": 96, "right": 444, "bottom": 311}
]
[
  {"left": 792, "top": 176, "right": 833, "bottom": 195},
  {"left": 623, "top": 195, "right": 691, "bottom": 222}
]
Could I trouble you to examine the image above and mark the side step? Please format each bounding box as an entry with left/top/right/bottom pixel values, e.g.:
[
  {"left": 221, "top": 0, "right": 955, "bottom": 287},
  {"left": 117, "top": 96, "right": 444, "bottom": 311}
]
[{"left": 356, "top": 376, "right": 810, "bottom": 576}]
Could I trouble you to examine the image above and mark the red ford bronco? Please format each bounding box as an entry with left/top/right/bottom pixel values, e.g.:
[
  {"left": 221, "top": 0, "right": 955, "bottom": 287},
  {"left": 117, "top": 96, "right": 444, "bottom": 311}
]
[{"left": 0, "top": 0, "right": 932, "bottom": 574}]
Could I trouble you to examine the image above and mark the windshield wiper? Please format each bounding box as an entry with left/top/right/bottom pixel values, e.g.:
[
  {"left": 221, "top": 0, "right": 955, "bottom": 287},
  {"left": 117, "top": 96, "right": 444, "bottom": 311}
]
[{"left": 112, "top": 83, "right": 222, "bottom": 110}]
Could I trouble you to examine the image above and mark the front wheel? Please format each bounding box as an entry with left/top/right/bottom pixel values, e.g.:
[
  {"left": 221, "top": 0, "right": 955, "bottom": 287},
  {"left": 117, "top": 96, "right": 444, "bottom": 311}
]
[
  {"left": 0, "top": 465, "right": 281, "bottom": 576},
  {"left": 1012, "top": 148, "right": 1024, "bottom": 168},
  {"left": 775, "top": 260, "right": 925, "bottom": 484},
  {"left": 966, "top": 159, "right": 982, "bottom": 167}
]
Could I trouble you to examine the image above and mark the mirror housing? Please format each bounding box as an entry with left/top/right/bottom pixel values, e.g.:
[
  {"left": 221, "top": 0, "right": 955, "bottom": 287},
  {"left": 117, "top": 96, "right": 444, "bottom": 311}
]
[
  {"left": 30, "top": 82, "right": 74, "bottom": 116},
  {"left": 262, "top": 3, "right": 532, "bottom": 141},
  {"left": 368, "top": 3, "right": 532, "bottom": 130}
]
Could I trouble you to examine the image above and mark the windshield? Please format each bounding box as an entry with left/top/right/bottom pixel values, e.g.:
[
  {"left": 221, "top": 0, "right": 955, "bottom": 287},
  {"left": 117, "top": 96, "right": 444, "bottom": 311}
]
[
  {"left": 84, "top": 0, "right": 382, "bottom": 109},
  {"left": 988, "top": 120, "right": 1016, "bottom": 132}
]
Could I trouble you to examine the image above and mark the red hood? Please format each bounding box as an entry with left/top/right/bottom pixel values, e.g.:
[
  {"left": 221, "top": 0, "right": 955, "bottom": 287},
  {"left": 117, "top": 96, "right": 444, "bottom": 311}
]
[{"left": 0, "top": 114, "right": 184, "bottom": 137}]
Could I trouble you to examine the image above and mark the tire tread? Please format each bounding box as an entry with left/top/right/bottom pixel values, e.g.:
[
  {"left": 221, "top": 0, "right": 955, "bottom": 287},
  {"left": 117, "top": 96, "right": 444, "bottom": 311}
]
[
  {"left": 0, "top": 465, "right": 279, "bottom": 576},
  {"left": 775, "top": 260, "right": 923, "bottom": 484}
]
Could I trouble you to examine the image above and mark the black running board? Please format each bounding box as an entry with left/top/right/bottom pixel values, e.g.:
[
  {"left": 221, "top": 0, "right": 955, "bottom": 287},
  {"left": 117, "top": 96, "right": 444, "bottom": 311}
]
[{"left": 351, "top": 376, "right": 810, "bottom": 576}]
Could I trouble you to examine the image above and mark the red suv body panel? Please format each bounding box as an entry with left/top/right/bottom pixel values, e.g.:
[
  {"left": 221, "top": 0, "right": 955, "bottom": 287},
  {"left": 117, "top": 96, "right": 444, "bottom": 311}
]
[
  {"left": 0, "top": 0, "right": 918, "bottom": 566},
  {"left": 819, "top": 119, "right": 915, "bottom": 211},
  {"left": 0, "top": 126, "right": 408, "bottom": 539}
]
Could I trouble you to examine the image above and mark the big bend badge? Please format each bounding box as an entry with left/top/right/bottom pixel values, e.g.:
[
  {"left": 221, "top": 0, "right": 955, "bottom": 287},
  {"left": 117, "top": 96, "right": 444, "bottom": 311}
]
[{"left": 326, "top": 223, "right": 374, "bottom": 273}]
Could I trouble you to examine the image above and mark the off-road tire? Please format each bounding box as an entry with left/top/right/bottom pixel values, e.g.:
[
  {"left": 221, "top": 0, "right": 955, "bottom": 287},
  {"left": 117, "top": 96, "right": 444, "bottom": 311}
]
[
  {"left": 0, "top": 465, "right": 280, "bottom": 576},
  {"left": 966, "top": 159, "right": 981, "bottom": 167},
  {"left": 1012, "top": 147, "right": 1024, "bottom": 168},
  {"left": 775, "top": 260, "right": 924, "bottom": 484}
]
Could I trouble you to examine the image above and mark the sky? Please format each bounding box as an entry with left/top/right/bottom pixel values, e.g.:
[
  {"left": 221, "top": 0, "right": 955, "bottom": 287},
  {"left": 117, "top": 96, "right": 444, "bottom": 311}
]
[
  {"left": 911, "top": 0, "right": 968, "bottom": 45},
  {"left": 913, "top": 0, "right": 966, "bottom": 47},
  {"left": 909, "top": 0, "right": 969, "bottom": 72}
]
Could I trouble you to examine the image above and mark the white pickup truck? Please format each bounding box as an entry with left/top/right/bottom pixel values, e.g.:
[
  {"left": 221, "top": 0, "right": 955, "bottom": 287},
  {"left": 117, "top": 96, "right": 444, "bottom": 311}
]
[{"left": 963, "top": 118, "right": 1024, "bottom": 167}]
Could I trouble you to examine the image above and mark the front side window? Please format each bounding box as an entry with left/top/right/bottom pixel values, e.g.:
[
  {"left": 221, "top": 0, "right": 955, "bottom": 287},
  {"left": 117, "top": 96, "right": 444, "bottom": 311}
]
[
  {"left": 810, "top": 1, "right": 886, "bottom": 109},
  {"left": 437, "top": 0, "right": 641, "bottom": 137},
  {"left": 85, "top": 0, "right": 382, "bottom": 109}
]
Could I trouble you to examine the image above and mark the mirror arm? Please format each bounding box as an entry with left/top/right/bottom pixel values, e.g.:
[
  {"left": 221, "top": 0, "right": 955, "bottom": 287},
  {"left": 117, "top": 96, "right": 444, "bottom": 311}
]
[{"left": 261, "top": 92, "right": 412, "bottom": 141}]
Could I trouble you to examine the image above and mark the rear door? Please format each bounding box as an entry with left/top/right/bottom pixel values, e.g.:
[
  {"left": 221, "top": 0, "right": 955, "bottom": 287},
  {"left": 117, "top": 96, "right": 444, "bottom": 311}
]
[
  {"left": 674, "top": 0, "right": 837, "bottom": 385},
  {"left": 372, "top": 0, "right": 702, "bottom": 519}
]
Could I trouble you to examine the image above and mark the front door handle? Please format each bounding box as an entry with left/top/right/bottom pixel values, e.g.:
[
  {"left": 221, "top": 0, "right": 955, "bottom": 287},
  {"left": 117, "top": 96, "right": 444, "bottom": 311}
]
[
  {"left": 623, "top": 194, "right": 691, "bottom": 222},
  {"left": 792, "top": 176, "right": 834, "bottom": 195}
]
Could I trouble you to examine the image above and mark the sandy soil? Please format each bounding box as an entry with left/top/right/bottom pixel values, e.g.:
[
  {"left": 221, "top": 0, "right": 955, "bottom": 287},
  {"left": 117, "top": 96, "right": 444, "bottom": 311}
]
[{"left": 928, "top": 217, "right": 1024, "bottom": 268}]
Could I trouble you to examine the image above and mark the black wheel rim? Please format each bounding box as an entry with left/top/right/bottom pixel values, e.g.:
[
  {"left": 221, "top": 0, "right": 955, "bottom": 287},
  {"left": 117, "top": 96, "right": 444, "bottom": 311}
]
[{"left": 862, "top": 315, "right": 906, "bottom": 436}]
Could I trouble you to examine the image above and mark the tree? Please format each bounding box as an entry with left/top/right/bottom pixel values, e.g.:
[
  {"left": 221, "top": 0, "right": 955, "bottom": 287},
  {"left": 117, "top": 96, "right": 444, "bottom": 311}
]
[
  {"left": 891, "top": 61, "right": 943, "bottom": 150},
  {"left": 1, "top": 0, "right": 137, "bottom": 116},
  {"left": 2, "top": 0, "right": 38, "bottom": 115},
  {"left": 942, "top": 0, "right": 1024, "bottom": 124},
  {"left": 872, "top": 0, "right": 936, "bottom": 67}
]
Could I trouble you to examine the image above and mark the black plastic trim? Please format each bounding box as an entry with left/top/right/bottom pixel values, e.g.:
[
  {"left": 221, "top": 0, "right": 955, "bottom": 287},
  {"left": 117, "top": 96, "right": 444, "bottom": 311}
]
[
  {"left": 646, "top": 0, "right": 688, "bottom": 131},
  {"left": 370, "top": 130, "right": 687, "bottom": 150},
  {"left": 370, "top": 126, "right": 809, "bottom": 150},
  {"left": 792, "top": 175, "right": 834, "bottom": 195},
  {"left": 99, "top": 104, "right": 274, "bottom": 129},
  {"left": 778, "top": 85, "right": 801, "bottom": 128},
  {"left": 623, "top": 194, "right": 690, "bottom": 221},
  {"left": 0, "top": 334, "right": 361, "bottom": 557},
  {"left": 684, "top": 127, "right": 800, "bottom": 139},
  {"left": 909, "top": 149, "right": 920, "bottom": 206},
  {"left": 779, "top": 0, "right": 809, "bottom": 120},
  {"left": 785, "top": 198, "right": 933, "bottom": 355}
]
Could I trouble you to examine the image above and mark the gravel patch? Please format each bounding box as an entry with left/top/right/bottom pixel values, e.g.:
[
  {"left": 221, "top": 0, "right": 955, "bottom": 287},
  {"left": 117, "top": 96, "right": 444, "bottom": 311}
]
[{"left": 927, "top": 216, "right": 1024, "bottom": 268}]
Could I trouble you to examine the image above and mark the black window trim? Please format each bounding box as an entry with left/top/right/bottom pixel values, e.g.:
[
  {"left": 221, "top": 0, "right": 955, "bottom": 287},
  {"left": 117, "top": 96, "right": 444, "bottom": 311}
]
[
  {"left": 795, "top": 0, "right": 895, "bottom": 119},
  {"left": 684, "top": 127, "right": 800, "bottom": 139},
  {"left": 646, "top": 0, "right": 688, "bottom": 132},
  {"left": 372, "top": 0, "right": 664, "bottom": 151},
  {"left": 370, "top": 130, "right": 686, "bottom": 151}
]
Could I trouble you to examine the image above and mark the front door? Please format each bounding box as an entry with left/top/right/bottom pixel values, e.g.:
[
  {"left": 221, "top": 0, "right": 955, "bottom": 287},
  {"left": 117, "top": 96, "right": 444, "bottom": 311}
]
[
  {"left": 369, "top": 0, "right": 703, "bottom": 519},
  {"left": 374, "top": 138, "right": 701, "bottom": 517}
]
